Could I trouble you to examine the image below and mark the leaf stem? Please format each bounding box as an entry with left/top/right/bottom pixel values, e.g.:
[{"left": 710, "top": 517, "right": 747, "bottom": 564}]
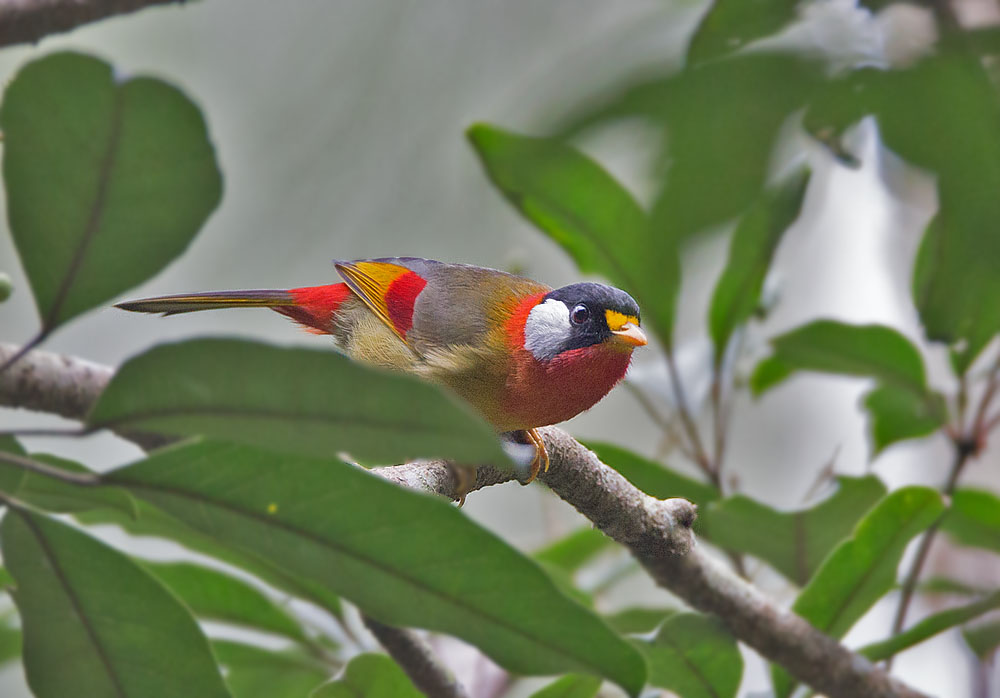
[
  {"left": 0, "top": 450, "right": 103, "bottom": 487},
  {"left": 664, "top": 350, "right": 714, "bottom": 479},
  {"left": 887, "top": 438, "right": 974, "bottom": 666},
  {"left": 0, "top": 330, "right": 47, "bottom": 375}
]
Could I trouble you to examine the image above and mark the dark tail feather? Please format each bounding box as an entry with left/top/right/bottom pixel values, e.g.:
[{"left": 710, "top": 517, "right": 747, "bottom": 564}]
[
  {"left": 116, "top": 284, "right": 352, "bottom": 335},
  {"left": 115, "top": 290, "right": 296, "bottom": 316}
]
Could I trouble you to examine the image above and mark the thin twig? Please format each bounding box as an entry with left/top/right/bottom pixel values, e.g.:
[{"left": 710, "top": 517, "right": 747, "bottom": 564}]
[
  {"left": 887, "top": 438, "right": 974, "bottom": 667},
  {"left": 623, "top": 380, "right": 696, "bottom": 461},
  {"left": 362, "top": 615, "right": 469, "bottom": 698},
  {"left": 0, "top": 0, "right": 182, "bottom": 48},
  {"left": 664, "top": 351, "right": 713, "bottom": 477}
]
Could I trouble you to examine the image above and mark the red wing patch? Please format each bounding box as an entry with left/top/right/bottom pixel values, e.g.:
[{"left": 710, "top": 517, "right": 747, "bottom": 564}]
[
  {"left": 385, "top": 271, "right": 428, "bottom": 337},
  {"left": 335, "top": 260, "right": 428, "bottom": 343}
]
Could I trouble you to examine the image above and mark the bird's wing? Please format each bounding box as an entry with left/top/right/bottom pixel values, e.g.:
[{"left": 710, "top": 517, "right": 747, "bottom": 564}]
[{"left": 334, "top": 258, "right": 435, "bottom": 346}]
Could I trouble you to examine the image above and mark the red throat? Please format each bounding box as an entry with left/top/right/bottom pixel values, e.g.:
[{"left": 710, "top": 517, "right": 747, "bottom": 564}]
[{"left": 501, "top": 338, "right": 633, "bottom": 431}]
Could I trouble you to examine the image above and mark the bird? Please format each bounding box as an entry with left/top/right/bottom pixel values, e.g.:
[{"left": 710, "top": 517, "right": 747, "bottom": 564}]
[{"left": 116, "top": 257, "right": 647, "bottom": 488}]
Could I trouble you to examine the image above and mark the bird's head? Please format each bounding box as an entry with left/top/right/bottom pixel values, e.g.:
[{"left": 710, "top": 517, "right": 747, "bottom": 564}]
[{"left": 521, "top": 282, "right": 647, "bottom": 363}]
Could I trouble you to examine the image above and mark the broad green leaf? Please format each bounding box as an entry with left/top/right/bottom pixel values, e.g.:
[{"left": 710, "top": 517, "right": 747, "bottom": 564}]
[
  {"left": 1, "top": 508, "right": 230, "bottom": 698},
  {"left": 310, "top": 653, "right": 421, "bottom": 698},
  {"left": 807, "top": 51, "right": 1000, "bottom": 371},
  {"left": 76, "top": 498, "right": 343, "bottom": 621},
  {"left": 699, "top": 475, "right": 886, "bottom": 585},
  {"left": 773, "top": 487, "right": 944, "bottom": 697},
  {"left": 688, "top": 0, "right": 801, "bottom": 64},
  {"left": 863, "top": 385, "right": 947, "bottom": 454},
  {"left": 535, "top": 527, "right": 614, "bottom": 573},
  {"left": 529, "top": 674, "right": 602, "bottom": 698},
  {"left": 0, "top": 566, "right": 12, "bottom": 588},
  {"left": 0, "top": 608, "right": 20, "bottom": 666},
  {"left": 560, "top": 54, "right": 820, "bottom": 242},
  {"left": 109, "top": 441, "right": 647, "bottom": 694},
  {"left": 586, "top": 442, "right": 718, "bottom": 505},
  {"left": 141, "top": 561, "right": 309, "bottom": 644},
  {"left": 0, "top": 436, "right": 25, "bottom": 455},
  {"left": 466, "top": 124, "right": 679, "bottom": 348},
  {"left": 0, "top": 450, "right": 135, "bottom": 517},
  {"left": 709, "top": 169, "right": 810, "bottom": 363},
  {"left": 641, "top": 612, "right": 742, "bottom": 698},
  {"left": 751, "top": 321, "right": 929, "bottom": 394},
  {"left": 860, "top": 590, "right": 1000, "bottom": 662},
  {"left": 89, "top": 338, "right": 510, "bottom": 467},
  {"left": 0, "top": 272, "right": 11, "bottom": 303},
  {"left": 214, "top": 641, "right": 330, "bottom": 698},
  {"left": 940, "top": 488, "right": 1000, "bottom": 553},
  {"left": 605, "top": 607, "right": 676, "bottom": 635},
  {"left": 1, "top": 52, "right": 222, "bottom": 333},
  {"left": 964, "top": 621, "right": 1000, "bottom": 659}
]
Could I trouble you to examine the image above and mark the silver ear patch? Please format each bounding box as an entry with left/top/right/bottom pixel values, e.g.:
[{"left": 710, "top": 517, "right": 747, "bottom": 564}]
[{"left": 524, "top": 299, "right": 571, "bottom": 361}]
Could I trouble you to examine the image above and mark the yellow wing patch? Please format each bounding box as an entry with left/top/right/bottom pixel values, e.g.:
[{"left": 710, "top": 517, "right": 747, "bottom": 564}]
[{"left": 335, "top": 260, "right": 412, "bottom": 341}]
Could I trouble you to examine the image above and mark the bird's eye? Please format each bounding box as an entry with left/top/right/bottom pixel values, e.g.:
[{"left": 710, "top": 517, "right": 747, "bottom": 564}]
[{"left": 571, "top": 304, "right": 590, "bottom": 325}]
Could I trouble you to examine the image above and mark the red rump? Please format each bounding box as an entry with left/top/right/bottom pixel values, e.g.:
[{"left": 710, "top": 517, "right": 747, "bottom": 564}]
[
  {"left": 282, "top": 283, "right": 351, "bottom": 334},
  {"left": 385, "top": 271, "right": 428, "bottom": 337}
]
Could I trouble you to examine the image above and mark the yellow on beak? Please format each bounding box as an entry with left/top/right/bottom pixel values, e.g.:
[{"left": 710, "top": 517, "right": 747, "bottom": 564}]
[{"left": 606, "top": 310, "right": 647, "bottom": 347}]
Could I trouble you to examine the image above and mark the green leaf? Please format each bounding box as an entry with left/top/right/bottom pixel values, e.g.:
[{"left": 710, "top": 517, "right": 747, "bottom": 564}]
[
  {"left": 140, "top": 561, "right": 309, "bottom": 644},
  {"left": 0, "top": 565, "right": 12, "bottom": 588},
  {"left": 699, "top": 475, "right": 886, "bottom": 585},
  {"left": 0, "top": 436, "right": 26, "bottom": 455},
  {"left": 109, "top": 441, "right": 647, "bottom": 694},
  {"left": 605, "top": 607, "right": 677, "bottom": 635},
  {"left": 1, "top": 508, "right": 230, "bottom": 698},
  {"left": 535, "top": 527, "right": 614, "bottom": 573},
  {"left": 1, "top": 52, "right": 221, "bottom": 333},
  {"left": 708, "top": 169, "right": 810, "bottom": 363},
  {"left": 585, "top": 442, "right": 718, "bottom": 505},
  {"left": 752, "top": 321, "right": 929, "bottom": 394},
  {"left": 561, "top": 54, "right": 820, "bottom": 242},
  {"left": 0, "top": 272, "right": 11, "bottom": 303},
  {"left": 76, "top": 498, "right": 343, "bottom": 621},
  {"left": 466, "top": 124, "right": 679, "bottom": 348},
  {"left": 0, "top": 608, "right": 21, "bottom": 667},
  {"left": 688, "top": 0, "right": 801, "bottom": 64},
  {"left": 750, "top": 321, "right": 945, "bottom": 451},
  {"left": 860, "top": 590, "right": 1000, "bottom": 662},
  {"left": 964, "top": 621, "right": 1000, "bottom": 659},
  {"left": 807, "top": 51, "right": 1000, "bottom": 371},
  {"left": 773, "top": 487, "right": 945, "bottom": 697},
  {"left": 641, "top": 612, "right": 742, "bottom": 698},
  {"left": 529, "top": 674, "right": 602, "bottom": 698},
  {"left": 213, "top": 641, "right": 330, "bottom": 698},
  {"left": 940, "top": 488, "right": 1000, "bottom": 553},
  {"left": 310, "top": 653, "right": 421, "bottom": 698},
  {"left": 863, "top": 385, "right": 947, "bottom": 455},
  {"left": 0, "top": 451, "right": 135, "bottom": 517},
  {"left": 89, "top": 338, "right": 510, "bottom": 467}
]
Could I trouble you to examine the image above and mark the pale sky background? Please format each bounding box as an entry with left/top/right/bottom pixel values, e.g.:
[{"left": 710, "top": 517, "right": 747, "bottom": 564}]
[{"left": 0, "top": 2, "right": 996, "bottom": 696}]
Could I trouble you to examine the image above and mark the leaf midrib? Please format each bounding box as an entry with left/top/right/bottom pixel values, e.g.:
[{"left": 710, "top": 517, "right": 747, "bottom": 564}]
[
  {"left": 114, "top": 474, "right": 621, "bottom": 678},
  {"left": 17, "top": 512, "right": 127, "bottom": 698}
]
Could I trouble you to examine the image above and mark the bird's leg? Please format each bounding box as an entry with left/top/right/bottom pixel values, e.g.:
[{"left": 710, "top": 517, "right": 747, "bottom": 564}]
[
  {"left": 521, "top": 428, "right": 549, "bottom": 485},
  {"left": 447, "top": 463, "right": 477, "bottom": 507}
]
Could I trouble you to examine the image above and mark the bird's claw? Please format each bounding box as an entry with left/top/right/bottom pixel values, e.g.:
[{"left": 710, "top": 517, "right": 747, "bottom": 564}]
[{"left": 521, "top": 428, "right": 549, "bottom": 485}]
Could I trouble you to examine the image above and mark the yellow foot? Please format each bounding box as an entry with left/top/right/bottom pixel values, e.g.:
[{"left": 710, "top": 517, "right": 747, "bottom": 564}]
[
  {"left": 520, "top": 428, "right": 549, "bottom": 485},
  {"left": 447, "top": 463, "right": 477, "bottom": 507}
]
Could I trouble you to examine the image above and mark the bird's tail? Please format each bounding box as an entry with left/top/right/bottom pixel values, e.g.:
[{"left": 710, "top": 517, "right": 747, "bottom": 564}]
[{"left": 115, "top": 284, "right": 352, "bottom": 335}]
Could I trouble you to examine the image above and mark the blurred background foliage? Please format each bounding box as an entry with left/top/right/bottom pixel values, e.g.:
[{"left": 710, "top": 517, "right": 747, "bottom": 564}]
[{"left": 2, "top": 0, "right": 1000, "bottom": 697}]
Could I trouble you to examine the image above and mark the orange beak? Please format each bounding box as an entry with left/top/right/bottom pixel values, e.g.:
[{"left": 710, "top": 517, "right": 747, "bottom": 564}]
[{"left": 611, "top": 322, "right": 647, "bottom": 347}]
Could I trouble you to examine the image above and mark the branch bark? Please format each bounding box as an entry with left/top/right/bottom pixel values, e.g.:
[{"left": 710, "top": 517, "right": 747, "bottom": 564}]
[
  {"left": 0, "top": 0, "right": 181, "bottom": 48},
  {"left": 363, "top": 615, "right": 470, "bottom": 698},
  {"left": 0, "top": 342, "right": 930, "bottom": 698}
]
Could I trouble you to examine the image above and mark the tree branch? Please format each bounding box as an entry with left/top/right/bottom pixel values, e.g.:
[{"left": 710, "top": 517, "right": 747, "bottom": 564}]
[
  {"left": 0, "top": 0, "right": 181, "bottom": 48},
  {"left": 0, "top": 342, "right": 930, "bottom": 698},
  {"left": 363, "top": 615, "right": 470, "bottom": 698}
]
